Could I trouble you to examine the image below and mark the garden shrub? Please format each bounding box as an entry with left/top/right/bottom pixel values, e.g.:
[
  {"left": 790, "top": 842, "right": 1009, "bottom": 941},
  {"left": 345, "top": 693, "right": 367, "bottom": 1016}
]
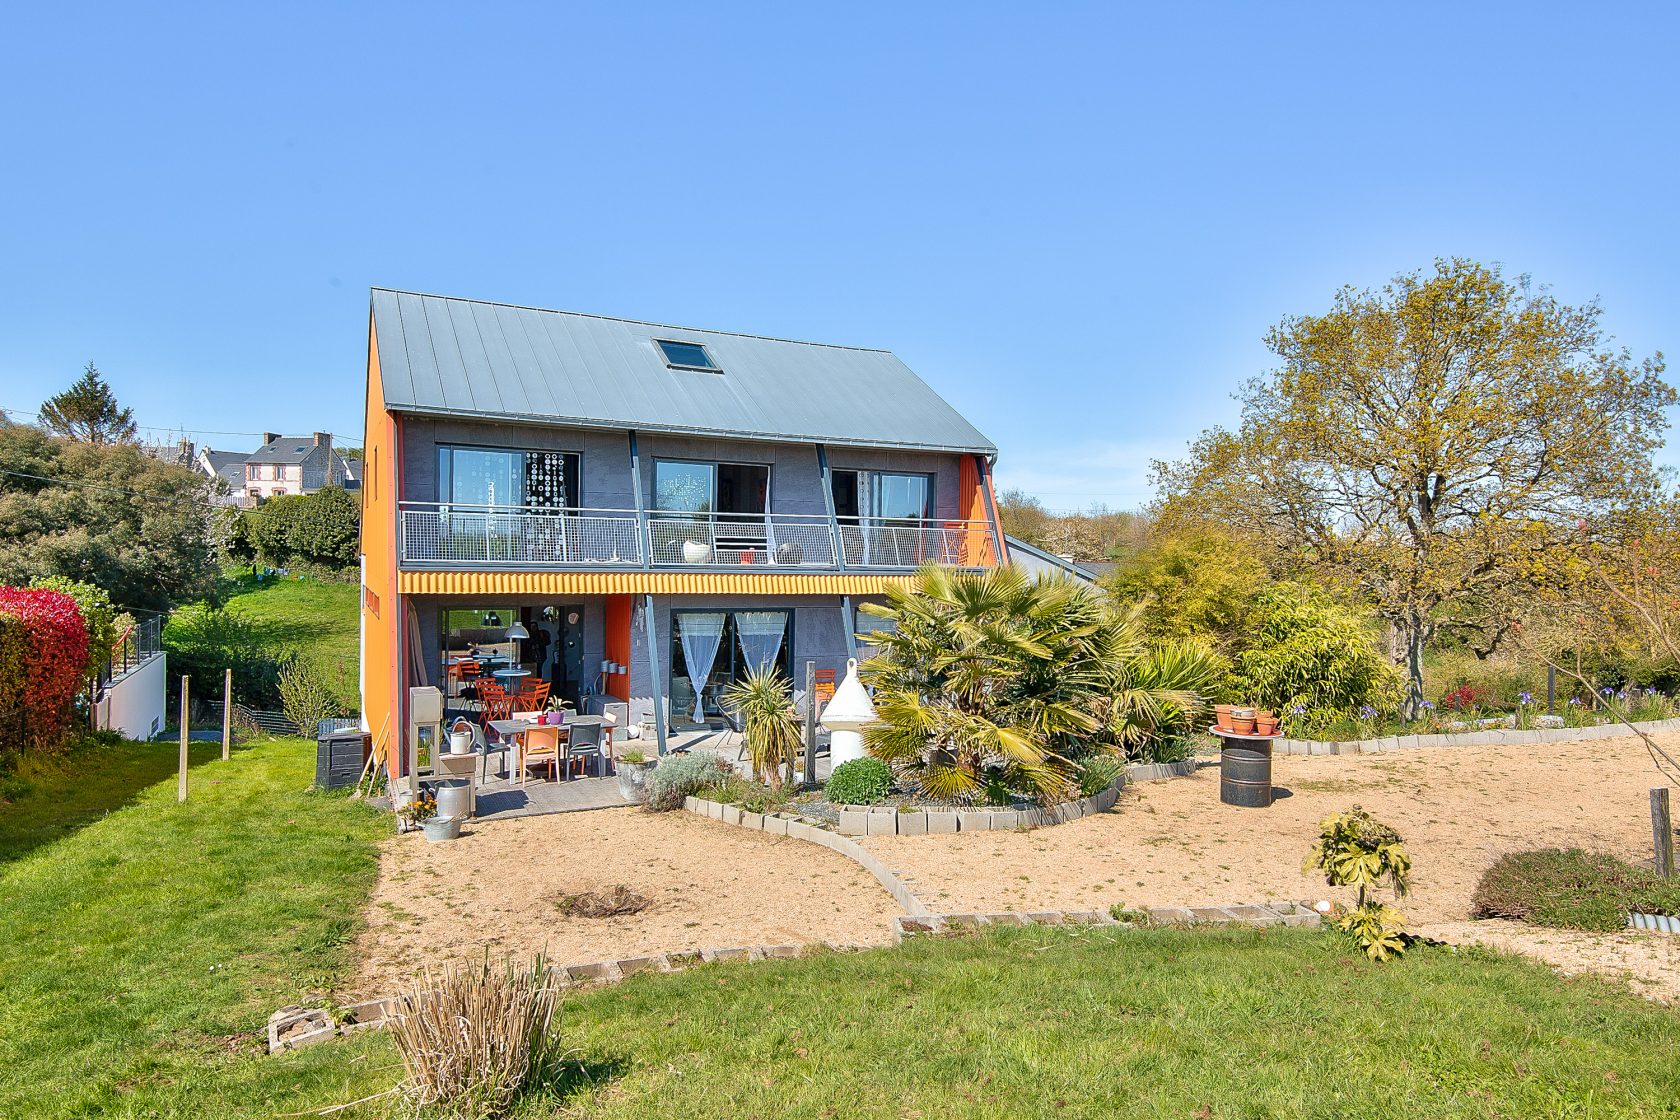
[
  {"left": 1077, "top": 754, "right": 1125, "bottom": 797},
  {"left": 1306, "top": 806, "right": 1411, "bottom": 961},
  {"left": 825, "top": 757, "right": 893, "bottom": 805},
  {"left": 276, "top": 655, "right": 340, "bottom": 736},
  {"left": 643, "top": 752, "right": 732, "bottom": 812},
  {"left": 244, "top": 486, "right": 360, "bottom": 576},
  {"left": 0, "top": 586, "right": 90, "bottom": 752},
  {"left": 163, "top": 604, "right": 284, "bottom": 709},
  {"left": 1231, "top": 585, "right": 1401, "bottom": 732},
  {"left": 28, "top": 576, "right": 119, "bottom": 685},
  {"left": 1470, "top": 848, "right": 1680, "bottom": 932}
]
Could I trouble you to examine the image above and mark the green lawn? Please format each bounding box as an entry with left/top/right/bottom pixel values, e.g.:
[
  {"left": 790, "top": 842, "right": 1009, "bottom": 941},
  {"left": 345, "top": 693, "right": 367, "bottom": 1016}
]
[
  {"left": 4, "top": 734, "right": 1680, "bottom": 1118},
  {"left": 0, "top": 735, "right": 391, "bottom": 1119},
  {"left": 220, "top": 572, "right": 360, "bottom": 708}
]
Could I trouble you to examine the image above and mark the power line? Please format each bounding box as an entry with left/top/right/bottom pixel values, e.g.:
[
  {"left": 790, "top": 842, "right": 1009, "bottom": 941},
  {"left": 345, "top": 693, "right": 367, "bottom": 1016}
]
[{"left": 1, "top": 405, "right": 363, "bottom": 445}]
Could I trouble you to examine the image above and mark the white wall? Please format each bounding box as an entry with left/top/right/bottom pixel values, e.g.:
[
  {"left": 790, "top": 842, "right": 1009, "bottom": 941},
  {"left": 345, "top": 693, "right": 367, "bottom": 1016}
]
[{"left": 99, "top": 653, "right": 167, "bottom": 741}]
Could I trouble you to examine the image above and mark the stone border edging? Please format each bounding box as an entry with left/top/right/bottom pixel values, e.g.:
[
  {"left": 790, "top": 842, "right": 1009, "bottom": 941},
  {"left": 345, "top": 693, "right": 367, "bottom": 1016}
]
[
  {"left": 893, "top": 900, "right": 1321, "bottom": 942},
  {"left": 683, "top": 795, "right": 931, "bottom": 914},
  {"left": 270, "top": 898, "right": 1327, "bottom": 1052},
  {"left": 1273, "top": 716, "right": 1680, "bottom": 756},
  {"left": 268, "top": 942, "right": 833, "bottom": 1052}
]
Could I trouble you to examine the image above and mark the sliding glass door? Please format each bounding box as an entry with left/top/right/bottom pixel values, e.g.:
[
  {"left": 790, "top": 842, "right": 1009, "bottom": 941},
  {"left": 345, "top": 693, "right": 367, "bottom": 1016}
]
[
  {"left": 652, "top": 459, "right": 771, "bottom": 563},
  {"left": 831, "top": 470, "right": 934, "bottom": 566},
  {"left": 669, "top": 609, "right": 791, "bottom": 724}
]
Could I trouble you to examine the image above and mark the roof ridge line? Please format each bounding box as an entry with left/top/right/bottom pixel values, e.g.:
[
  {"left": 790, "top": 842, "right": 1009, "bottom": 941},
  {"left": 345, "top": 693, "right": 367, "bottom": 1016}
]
[{"left": 368, "top": 288, "right": 895, "bottom": 354}]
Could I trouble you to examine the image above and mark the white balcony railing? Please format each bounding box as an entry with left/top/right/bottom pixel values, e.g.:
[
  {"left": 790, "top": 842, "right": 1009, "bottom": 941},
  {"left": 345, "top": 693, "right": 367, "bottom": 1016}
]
[{"left": 398, "top": 502, "right": 1000, "bottom": 571}]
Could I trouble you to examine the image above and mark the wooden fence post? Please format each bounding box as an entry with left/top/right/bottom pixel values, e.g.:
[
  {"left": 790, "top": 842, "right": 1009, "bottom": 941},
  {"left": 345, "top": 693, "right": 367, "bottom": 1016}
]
[
  {"left": 1653, "top": 788, "right": 1675, "bottom": 878},
  {"left": 177, "top": 676, "right": 190, "bottom": 804},
  {"left": 803, "top": 660, "right": 817, "bottom": 790},
  {"left": 222, "top": 668, "right": 232, "bottom": 761}
]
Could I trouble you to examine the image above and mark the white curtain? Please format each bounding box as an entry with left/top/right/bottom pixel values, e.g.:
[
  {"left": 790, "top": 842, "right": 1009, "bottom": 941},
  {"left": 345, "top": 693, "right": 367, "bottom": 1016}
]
[
  {"left": 734, "top": 611, "right": 788, "bottom": 676},
  {"left": 678, "top": 612, "right": 727, "bottom": 723}
]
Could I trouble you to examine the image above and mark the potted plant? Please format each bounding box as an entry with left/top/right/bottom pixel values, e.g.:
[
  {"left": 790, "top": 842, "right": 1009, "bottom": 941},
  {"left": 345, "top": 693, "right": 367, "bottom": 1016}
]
[
  {"left": 395, "top": 790, "right": 436, "bottom": 834},
  {"left": 615, "top": 748, "right": 658, "bottom": 803}
]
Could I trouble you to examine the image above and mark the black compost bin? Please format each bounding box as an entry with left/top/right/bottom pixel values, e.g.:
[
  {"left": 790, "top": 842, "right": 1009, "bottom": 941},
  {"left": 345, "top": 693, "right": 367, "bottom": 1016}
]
[{"left": 315, "top": 725, "right": 371, "bottom": 790}]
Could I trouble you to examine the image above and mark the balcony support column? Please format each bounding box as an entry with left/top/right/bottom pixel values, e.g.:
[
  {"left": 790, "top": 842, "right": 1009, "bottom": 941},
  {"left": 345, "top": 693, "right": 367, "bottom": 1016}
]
[
  {"left": 642, "top": 592, "right": 668, "bottom": 757},
  {"left": 628, "top": 431, "right": 653, "bottom": 569},
  {"left": 816, "top": 443, "right": 845, "bottom": 571},
  {"left": 840, "top": 593, "right": 859, "bottom": 663},
  {"left": 978, "top": 455, "right": 1008, "bottom": 566}
]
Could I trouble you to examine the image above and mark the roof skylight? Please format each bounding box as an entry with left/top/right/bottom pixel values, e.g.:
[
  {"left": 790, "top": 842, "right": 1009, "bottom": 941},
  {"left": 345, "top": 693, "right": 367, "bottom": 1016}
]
[{"left": 656, "top": 339, "right": 720, "bottom": 372}]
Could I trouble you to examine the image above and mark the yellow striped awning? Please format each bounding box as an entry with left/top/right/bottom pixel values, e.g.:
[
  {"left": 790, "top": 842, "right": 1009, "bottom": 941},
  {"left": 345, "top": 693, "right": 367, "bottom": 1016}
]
[{"left": 397, "top": 569, "right": 913, "bottom": 597}]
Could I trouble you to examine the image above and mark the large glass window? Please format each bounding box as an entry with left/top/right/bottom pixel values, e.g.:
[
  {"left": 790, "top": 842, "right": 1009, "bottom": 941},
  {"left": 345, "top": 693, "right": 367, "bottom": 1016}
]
[
  {"left": 438, "top": 446, "right": 579, "bottom": 508},
  {"left": 831, "top": 471, "right": 932, "bottom": 520},
  {"left": 670, "top": 609, "right": 792, "bottom": 724},
  {"left": 653, "top": 460, "right": 715, "bottom": 513}
]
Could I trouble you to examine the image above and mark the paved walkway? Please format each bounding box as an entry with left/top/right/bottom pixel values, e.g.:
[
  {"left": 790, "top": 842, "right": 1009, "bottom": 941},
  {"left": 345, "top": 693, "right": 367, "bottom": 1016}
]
[{"left": 474, "top": 773, "right": 629, "bottom": 819}]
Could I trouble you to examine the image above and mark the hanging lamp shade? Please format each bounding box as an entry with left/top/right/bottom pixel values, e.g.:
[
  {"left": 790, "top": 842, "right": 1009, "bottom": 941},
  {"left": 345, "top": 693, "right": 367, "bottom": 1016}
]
[{"left": 505, "top": 621, "right": 530, "bottom": 641}]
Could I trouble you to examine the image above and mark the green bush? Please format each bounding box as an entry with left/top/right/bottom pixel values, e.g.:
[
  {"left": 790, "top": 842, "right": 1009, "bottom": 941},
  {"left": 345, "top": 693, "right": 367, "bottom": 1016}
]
[
  {"left": 1470, "top": 848, "right": 1680, "bottom": 932},
  {"left": 643, "top": 752, "right": 733, "bottom": 812},
  {"left": 245, "top": 486, "right": 359, "bottom": 575},
  {"left": 276, "top": 655, "right": 340, "bottom": 737},
  {"left": 1077, "top": 754, "right": 1125, "bottom": 797},
  {"left": 163, "top": 605, "right": 283, "bottom": 708},
  {"left": 825, "top": 757, "right": 894, "bottom": 805},
  {"left": 1231, "top": 585, "right": 1401, "bottom": 732}
]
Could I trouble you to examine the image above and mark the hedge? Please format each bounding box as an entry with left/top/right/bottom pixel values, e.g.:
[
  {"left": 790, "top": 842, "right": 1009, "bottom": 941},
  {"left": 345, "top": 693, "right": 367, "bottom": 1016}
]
[{"left": 0, "top": 586, "right": 90, "bottom": 752}]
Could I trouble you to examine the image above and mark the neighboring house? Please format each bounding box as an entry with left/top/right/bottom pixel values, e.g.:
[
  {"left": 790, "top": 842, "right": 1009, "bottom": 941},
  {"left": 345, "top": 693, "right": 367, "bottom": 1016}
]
[
  {"left": 242, "top": 432, "right": 352, "bottom": 501},
  {"left": 194, "top": 438, "right": 357, "bottom": 506},
  {"left": 196, "top": 447, "right": 252, "bottom": 507},
  {"left": 359, "top": 288, "right": 1008, "bottom": 774},
  {"left": 1005, "top": 535, "right": 1100, "bottom": 585}
]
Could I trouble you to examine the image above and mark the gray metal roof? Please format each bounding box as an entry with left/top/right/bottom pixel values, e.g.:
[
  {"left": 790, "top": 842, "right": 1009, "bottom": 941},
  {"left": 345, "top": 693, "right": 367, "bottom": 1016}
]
[
  {"left": 201, "top": 449, "right": 249, "bottom": 486},
  {"left": 247, "top": 437, "right": 325, "bottom": 465},
  {"left": 370, "top": 289, "right": 996, "bottom": 454}
]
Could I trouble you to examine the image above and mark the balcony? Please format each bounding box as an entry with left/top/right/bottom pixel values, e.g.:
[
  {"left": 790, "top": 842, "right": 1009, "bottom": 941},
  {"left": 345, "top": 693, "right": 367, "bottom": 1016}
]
[{"left": 398, "top": 502, "right": 999, "bottom": 571}]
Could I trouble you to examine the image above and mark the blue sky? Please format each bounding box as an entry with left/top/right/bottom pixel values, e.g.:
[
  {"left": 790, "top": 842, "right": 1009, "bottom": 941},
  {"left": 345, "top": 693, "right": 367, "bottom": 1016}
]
[{"left": 1, "top": 3, "right": 1675, "bottom": 510}]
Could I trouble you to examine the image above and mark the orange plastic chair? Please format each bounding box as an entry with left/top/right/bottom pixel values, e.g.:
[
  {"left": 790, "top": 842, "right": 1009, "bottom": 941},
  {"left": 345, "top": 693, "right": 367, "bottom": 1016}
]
[
  {"left": 521, "top": 724, "right": 562, "bottom": 785},
  {"left": 814, "top": 670, "right": 836, "bottom": 717}
]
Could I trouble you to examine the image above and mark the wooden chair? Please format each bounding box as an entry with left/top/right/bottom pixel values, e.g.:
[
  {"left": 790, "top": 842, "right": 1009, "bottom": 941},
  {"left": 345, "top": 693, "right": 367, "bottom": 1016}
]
[{"left": 521, "top": 724, "right": 562, "bottom": 785}]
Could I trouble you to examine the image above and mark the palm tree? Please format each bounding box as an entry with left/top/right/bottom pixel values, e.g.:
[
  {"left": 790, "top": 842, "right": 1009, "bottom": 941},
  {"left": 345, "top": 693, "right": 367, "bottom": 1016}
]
[
  {"left": 861, "top": 565, "right": 1219, "bottom": 806},
  {"left": 720, "top": 666, "right": 802, "bottom": 789}
]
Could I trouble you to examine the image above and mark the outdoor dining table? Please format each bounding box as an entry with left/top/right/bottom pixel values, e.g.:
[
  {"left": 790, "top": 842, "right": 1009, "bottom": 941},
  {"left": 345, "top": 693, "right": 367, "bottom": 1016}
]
[{"left": 488, "top": 716, "right": 606, "bottom": 783}]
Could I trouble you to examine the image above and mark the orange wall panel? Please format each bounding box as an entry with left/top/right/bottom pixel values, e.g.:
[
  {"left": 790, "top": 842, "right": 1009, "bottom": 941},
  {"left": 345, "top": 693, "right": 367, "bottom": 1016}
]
[{"left": 603, "top": 595, "right": 633, "bottom": 701}]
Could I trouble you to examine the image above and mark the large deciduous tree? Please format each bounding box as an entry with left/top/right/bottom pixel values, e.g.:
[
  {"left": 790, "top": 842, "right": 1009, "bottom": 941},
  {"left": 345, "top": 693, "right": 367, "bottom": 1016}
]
[
  {"left": 1155, "top": 259, "right": 1674, "bottom": 718},
  {"left": 37, "top": 363, "right": 137, "bottom": 445}
]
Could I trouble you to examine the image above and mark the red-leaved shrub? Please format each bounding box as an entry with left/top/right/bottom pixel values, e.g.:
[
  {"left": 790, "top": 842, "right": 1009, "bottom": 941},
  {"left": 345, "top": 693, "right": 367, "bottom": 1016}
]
[{"left": 0, "top": 586, "right": 89, "bottom": 752}]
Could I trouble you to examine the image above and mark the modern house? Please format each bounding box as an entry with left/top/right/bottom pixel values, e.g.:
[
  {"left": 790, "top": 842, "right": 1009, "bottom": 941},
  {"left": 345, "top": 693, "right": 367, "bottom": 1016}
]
[{"left": 358, "top": 288, "right": 1006, "bottom": 771}]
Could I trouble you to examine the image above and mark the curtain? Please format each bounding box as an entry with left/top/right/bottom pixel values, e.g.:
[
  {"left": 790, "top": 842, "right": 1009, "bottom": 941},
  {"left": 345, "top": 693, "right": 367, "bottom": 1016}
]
[
  {"left": 677, "top": 612, "right": 727, "bottom": 723},
  {"left": 733, "top": 611, "right": 788, "bottom": 676}
]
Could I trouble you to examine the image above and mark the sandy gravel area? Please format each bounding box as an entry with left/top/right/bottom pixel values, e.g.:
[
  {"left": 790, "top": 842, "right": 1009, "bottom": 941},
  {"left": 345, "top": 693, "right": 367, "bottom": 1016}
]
[
  {"left": 349, "top": 807, "right": 898, "bottom": 997},
  {"left": 860, "top": 734, "right": 1680, "bottom": 995},
  {"left": 863, "top": 734, "right": 1673, "bottom": 921}
]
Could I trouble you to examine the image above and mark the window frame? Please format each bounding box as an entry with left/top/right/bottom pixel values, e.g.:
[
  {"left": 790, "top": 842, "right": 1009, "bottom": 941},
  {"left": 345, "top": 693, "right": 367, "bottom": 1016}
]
[
  {"left": 655, "top": 339, "right": 722, "bottom": 373},
  {"left": 436, "top": 442, "right": 583, "bottom": 510},
  {"left": 651, "top": 457, "right": 772, "bottom": 515},
  {"left": 669, "top": 607, "right": 795, "bottom": 721}
]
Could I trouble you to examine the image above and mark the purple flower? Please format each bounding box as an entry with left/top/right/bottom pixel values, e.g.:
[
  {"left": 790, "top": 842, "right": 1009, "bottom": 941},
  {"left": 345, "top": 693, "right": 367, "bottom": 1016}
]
[
  {"left": 1359, "top": 705, "right": 1377, "bottom": 719},
  {"left": 1519, "top": 691, "right": 1532, "bottom": 705},
  {"left": 1421, "top": 699, "right": 1435, "bottom": 711},
  {"left": 1568, "top": 697, "right": 1582, "bottom": 707}
]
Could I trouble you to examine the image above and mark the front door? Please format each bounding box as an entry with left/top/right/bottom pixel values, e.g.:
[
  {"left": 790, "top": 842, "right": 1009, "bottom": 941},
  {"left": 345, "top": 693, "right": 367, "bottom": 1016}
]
[{"left": 532, "top": 604, "right": 587, "bottom": 709}]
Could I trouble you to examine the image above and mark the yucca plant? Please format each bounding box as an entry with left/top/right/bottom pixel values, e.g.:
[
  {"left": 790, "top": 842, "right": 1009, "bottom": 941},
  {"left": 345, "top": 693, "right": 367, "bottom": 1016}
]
[
  {"left": 721, "top": 665, "right": 802, "bottom": 789},
  {"left": 861, "top": 565, "right": 1216, "bottom": 806}
]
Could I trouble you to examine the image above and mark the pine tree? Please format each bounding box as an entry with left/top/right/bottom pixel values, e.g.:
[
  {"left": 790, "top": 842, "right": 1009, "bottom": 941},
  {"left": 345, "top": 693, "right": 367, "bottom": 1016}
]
[{"left": 37, "top": 362, "right": 137, "bottom": 445}]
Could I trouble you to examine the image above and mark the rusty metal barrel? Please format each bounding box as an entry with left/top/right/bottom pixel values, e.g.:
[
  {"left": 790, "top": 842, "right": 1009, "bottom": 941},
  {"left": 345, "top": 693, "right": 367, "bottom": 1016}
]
[{"left": 1219, "top": 733, "right": 1274, "bottom": 807}]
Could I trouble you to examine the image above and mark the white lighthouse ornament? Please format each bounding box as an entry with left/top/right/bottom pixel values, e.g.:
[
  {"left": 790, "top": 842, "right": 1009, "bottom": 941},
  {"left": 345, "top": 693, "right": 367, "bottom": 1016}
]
[{"left": 819, "top": 658, "right": 877, "bottom": 767}]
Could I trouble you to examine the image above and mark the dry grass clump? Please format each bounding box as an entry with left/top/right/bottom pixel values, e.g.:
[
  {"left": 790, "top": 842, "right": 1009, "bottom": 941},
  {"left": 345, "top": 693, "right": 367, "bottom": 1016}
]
[
  {"left": 555, "top": 884, "right": 651, "bottom": 918},
  {"left": 386, "top": 956, "right": 562, "bottom": 1120}
]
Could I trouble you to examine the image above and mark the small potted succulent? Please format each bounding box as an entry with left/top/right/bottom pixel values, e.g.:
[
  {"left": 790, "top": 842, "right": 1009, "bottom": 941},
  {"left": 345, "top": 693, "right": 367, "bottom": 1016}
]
[{"left": 615, "top": 748, "right": 658, "bottom": 803}]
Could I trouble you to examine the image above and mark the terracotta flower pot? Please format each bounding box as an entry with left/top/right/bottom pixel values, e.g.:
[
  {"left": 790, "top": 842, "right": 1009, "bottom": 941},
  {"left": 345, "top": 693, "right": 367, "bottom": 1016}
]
[
  {"left": 1255, "top": 718, "right": 1280, "bottom": 736},
  {"left": 1229, "top": 716, "right": 1257, "bottom": 735}
]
